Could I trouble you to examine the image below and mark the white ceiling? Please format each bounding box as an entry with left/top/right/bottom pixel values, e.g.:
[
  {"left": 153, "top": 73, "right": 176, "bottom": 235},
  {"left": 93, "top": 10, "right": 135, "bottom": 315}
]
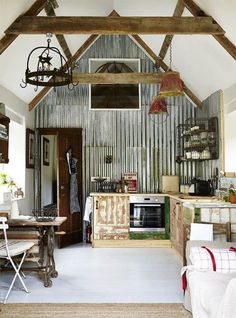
[{"left": 0, "top": 0, "right": 235, "bottom": 106}]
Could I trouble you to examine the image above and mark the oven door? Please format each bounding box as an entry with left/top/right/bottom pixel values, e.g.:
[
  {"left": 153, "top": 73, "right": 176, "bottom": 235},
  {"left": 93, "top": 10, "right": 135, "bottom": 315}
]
[{"left": 130, "top": 203, "right": 165, "bottom": 232}]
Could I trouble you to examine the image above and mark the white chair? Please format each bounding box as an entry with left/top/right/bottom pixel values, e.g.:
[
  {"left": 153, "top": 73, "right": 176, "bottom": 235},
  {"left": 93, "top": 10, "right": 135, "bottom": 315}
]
[{"left": 0, "top": 217, "right": 35, "bottom": 304}]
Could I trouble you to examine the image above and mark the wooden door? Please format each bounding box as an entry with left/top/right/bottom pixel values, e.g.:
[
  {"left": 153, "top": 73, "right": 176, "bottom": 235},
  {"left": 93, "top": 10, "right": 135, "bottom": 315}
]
[
  {"left": 38, "top": 128, "right": 83, "bottom": 248},
  {"left": 57, "top": 128, "right": 83, "bottom": 248}
]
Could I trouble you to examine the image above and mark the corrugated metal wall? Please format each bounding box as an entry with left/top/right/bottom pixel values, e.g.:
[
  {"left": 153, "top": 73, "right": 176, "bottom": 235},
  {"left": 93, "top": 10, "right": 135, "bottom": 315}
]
[{"left": 35, "top": 35, "right": 221, "bottom": 198}]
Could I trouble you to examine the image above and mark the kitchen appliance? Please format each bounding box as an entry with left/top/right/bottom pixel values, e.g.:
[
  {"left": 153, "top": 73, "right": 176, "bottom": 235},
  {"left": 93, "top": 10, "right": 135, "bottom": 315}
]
[
  {"left": 161, "top": 175, "right": 179, "bottom": 193},
  {"left": 129, "top": 195, "right": 165, "bottom": 232},
  {"left": 188, "top": 178, "right": 212, "bottom": 196}
]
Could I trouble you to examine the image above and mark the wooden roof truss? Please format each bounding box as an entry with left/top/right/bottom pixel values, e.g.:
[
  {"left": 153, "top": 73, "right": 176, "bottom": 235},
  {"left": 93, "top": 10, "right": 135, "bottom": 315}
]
[{"left": 0, "top": 0, "right": 235, "bottom": 111}]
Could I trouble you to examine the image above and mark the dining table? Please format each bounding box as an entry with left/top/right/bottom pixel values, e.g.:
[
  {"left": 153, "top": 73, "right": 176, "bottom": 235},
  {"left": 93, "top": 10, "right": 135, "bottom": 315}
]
[{"left": 7, "top": 216, "right": 67, "bottom": 287}]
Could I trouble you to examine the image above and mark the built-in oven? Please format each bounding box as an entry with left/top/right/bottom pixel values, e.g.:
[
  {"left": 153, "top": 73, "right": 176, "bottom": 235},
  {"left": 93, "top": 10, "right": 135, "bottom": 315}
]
[{"left": 129, "top": 196, "right": 165, "bottom": 232}]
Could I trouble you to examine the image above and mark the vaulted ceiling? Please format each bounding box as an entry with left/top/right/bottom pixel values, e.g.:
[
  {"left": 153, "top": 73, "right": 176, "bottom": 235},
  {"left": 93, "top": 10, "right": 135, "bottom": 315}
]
[{"left": 0, "top": 0, "right": 235, "bottom": 111}]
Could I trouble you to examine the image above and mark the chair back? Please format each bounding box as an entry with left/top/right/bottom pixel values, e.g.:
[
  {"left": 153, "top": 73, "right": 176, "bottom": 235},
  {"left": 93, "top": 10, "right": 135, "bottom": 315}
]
[
  {"left": 183, "top": 221, "right": 231, "bottom": 265},
  {"left": 0, "top": 216, "right": 10, "bottom": 256},
  {"left": 190, "top": 223, "right": 213, "bottom": 241}
]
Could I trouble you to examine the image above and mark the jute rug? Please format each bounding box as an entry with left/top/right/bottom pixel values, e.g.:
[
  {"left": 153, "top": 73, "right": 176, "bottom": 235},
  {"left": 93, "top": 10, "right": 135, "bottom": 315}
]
[{"left": 0, "top": 303, "right": 192, "bottom": 318}]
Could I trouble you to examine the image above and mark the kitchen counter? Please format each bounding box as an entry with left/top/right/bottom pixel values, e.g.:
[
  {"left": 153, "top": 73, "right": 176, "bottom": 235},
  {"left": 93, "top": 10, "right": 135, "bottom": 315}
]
[
  {"left": 90, "top": 192, "right": 236, "bottom": 250},
  {"left": 90, "top": 192, "right": 219, "bottom": 203},
  {"left": 183, "top": 201, "right": 236, "bottom": 208},
  {"left": 90, "top": 192, "right": 130, "bottom": 197}
]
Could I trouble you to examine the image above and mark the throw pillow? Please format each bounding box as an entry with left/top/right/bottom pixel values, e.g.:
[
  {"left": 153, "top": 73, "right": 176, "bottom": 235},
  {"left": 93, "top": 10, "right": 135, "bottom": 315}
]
[{"left": 189, "top": 246, "right": 236, "bottom": 273}]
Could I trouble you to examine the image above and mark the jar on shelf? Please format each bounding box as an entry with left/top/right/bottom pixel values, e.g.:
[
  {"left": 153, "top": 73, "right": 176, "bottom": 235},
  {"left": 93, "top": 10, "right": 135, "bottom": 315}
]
[
  {"left": 200, "top": 147, "right": 211, "bottom": 159},
  {"left": 186, "top": 152, "right": 192, "bottom": 159},
  {"left": 191, "top": 151, "right": 200, "bottom": 160}
]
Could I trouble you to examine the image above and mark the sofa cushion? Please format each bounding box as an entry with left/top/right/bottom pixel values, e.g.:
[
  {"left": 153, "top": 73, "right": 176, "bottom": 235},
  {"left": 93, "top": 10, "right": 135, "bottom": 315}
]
[
  {"left": 187, "top": 271, "right": 236, "bottom": 318},
  {"left": 183, "top": 240, "right": 236, "bottom": 313},
  {"left": 186, "top": 241, "right": 235, "bottom": 265},
  {"left": 190, "top": 246, "right": 236, "bottom": 273}
]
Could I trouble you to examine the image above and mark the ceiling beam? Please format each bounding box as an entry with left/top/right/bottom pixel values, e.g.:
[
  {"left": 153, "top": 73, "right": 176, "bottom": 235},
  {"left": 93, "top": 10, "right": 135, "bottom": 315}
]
[
  {"left": 44, "top": 2, "right": 72, "bottom": 60},
  {"left": 6, "top": 16, "right": 225, "bottom": 35},
  {"left": 28, "top": 10, "right": 203, "bottom": 110},
  {"left": 157, "top": 0, "right": 185, "bottom": 67},
  {"left": 183, "top": 0, "right": 236, "bottom": 60},
  {"left": 131, "top": 34, "right": 202, "bottom": 108},
  {"left": 72, "top": 72, "right": 165, "bottom": 84},
  {"left": 0, "top": 0, "right": 48, "bottom": 55}
]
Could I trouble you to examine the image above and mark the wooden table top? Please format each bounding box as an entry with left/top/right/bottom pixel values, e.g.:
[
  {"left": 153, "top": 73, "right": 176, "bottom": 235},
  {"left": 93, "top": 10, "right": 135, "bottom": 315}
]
[{"left": 7, "top": 216, "right": 67, "bottom": 227}]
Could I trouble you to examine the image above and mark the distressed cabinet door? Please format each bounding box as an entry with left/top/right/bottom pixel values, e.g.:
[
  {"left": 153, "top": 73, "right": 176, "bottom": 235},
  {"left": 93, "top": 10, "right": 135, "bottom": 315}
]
[
  {"left": 170, "top": 198, "right": 184, "bottom": 257},
  {"left": 93, "top": 195, "right": 129, "bottom": 240}
]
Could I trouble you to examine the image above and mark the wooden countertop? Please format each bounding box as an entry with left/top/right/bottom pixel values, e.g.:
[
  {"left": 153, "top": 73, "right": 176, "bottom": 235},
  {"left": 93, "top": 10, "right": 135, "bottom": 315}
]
[
  {"left": 90, "top": 192, "right": 130, "bottom": 197},
  {"left": 8, "top": 216, "right": 67, "bottom": 227},
  {"left": 90, "top": 192, "right": 215, "bottom": 201}
]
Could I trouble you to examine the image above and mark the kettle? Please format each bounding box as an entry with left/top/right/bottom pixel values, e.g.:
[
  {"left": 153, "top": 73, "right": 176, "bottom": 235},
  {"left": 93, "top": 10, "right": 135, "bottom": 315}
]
[{"left": 188, "top": 178, "right": 212, "bottom": 196}]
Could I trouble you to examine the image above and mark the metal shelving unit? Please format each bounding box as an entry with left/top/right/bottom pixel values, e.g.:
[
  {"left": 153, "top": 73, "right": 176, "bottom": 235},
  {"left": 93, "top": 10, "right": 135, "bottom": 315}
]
[{"left": 176, "top": 117, "right": 219, "bottom": 163}]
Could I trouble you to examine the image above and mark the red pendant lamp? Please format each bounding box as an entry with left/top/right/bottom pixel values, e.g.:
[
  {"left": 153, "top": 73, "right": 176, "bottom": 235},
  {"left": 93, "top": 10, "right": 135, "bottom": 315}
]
[
  {"left": 149, "top": 95, "right": 168, "bottom": 114},
  {"left": 159, "top": 71, "right": 184, "bottom": 97},
  {"left": 159, "top": 43, "right": 184, "bottom": 97}
]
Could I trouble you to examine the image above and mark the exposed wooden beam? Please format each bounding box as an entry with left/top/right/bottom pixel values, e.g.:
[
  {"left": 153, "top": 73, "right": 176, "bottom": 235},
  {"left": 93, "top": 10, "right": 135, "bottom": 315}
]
[
  {"left": 28, "top": 10, "right": 118, "bottom": 111},
  {"left": 131, "top": 34, "right": 203, "bottom": 108},
  {"left": 0, "top": 0, "right": 47, "bottom": 55},
  {"left": 6, "top": 16, "right": 224, "bottom": 35},
  {"left": 157, "top": 0, "right": 185, "bottom": 67},
  {"left": 183, "top": 0, "right": 236, "bottom": 60},
  {"left": 44, "top": 2, "right": 72, "bottom": 60},
  {"left": 72, "top": 72, "right": 165, "bottom": 84},
  {"left": 29, "top": 10, "right": 203, "bottom": 110}
]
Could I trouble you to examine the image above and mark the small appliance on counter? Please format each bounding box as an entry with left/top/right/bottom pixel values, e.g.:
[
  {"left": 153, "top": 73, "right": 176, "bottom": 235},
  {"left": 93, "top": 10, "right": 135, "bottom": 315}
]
[
  {"left": 188, "top": 178, "right": 212, "bottom": 196},
  {"left": 161, "top": 175, "right": 179, "bottom": 193}
]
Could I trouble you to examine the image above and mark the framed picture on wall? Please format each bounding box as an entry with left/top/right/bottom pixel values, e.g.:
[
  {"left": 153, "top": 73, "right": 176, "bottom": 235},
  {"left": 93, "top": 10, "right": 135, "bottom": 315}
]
[
  {"left": 26, "top": 128, "right": 35, "bottom": 169},
  {"left": 89, "top": 58, "right": 141, "bottom": 110},
  {"left": 43, "top": 137, "right": 50, "bottom": 166}
]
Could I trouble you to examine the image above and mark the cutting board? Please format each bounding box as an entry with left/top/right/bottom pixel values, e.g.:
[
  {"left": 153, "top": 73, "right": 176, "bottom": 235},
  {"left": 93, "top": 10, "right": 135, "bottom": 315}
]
[{"left": 161, "top": 175, "right": 180, "bottom": 193}]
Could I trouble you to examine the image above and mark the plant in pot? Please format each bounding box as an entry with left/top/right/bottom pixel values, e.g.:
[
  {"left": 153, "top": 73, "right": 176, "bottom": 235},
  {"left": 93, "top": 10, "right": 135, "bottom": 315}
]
[{"left": 228, "top": 188, "right": 236, "bottom": 203}]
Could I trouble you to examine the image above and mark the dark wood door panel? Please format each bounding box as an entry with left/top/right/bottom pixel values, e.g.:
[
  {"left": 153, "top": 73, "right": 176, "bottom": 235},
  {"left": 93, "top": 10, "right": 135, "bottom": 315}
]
[
  {"left": 39, "top": 128, "right": 83, "bottom": 248},
  {"left": 58, "top": 128, "right": 83, "bottom": 248}
]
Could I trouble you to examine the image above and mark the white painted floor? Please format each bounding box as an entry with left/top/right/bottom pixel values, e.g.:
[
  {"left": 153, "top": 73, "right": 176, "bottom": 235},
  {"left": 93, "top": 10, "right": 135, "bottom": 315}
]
[{"left": 0, "top": 244, "right": 184, "bottom": 304}]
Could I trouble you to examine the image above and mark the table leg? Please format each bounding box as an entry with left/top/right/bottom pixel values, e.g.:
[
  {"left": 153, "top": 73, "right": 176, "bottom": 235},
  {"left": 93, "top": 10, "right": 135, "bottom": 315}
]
[
  {"left": 42, "top": 225, "right": 58, "bottom": 287},
  {"left": 38, "top": 228, "right": 45, "bottom": 265}
]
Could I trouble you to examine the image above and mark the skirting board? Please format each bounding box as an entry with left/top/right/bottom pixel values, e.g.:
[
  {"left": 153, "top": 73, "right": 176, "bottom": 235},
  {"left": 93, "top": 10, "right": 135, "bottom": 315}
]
[{"left": 92, "top": 239, "right": 172, "bottom": 248}]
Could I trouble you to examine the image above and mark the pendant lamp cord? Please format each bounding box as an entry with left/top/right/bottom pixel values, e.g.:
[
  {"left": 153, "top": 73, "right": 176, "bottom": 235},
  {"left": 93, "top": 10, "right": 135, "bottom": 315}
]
[{"left": 169, "top": 42, "right": 172, "bottom": 71}]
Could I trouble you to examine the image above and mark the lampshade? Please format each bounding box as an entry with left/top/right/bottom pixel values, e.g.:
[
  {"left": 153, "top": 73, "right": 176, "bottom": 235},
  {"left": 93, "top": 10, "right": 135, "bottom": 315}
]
[
  {"left": 159, "top": 71, "right": 184, "bottom": 97},
  {"left": 149, "top": 95, "right": 168, "bottom": 114}
]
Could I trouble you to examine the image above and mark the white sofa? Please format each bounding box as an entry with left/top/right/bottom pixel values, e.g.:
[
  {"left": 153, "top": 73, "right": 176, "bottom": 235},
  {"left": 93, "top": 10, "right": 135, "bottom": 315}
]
[{"left": 184, "top": 240, "right": 236, "bottom": 318}]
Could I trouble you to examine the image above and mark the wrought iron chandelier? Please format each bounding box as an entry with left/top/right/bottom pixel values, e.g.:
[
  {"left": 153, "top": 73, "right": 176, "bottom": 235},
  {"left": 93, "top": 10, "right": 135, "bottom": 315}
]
[{"left": 21, "top": 33, "right": 72, "bottom": 90}]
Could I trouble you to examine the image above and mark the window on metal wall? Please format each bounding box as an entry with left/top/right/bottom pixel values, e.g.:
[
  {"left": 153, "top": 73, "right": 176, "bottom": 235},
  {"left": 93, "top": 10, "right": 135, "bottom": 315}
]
[{"left": 0, "top": 115, "right": 25, "bottom": 197}]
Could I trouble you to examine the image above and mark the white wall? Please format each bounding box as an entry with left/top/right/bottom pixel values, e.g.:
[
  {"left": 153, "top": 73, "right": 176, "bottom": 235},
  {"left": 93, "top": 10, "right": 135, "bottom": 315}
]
[
  {"left": 224, "top": 83, "right": 236, "bottom": 172},
  {"left": 224, "top": 111, "right": 236, "bottom": 171},
  {"left": 0, "top": 84, "right": 34, "bottom": 213},
  {"left": 4, "top": 120, "right": 25, "bottom": 190},
  {"left": 41, "top": 135, "right": 57, "bottom": 207}
]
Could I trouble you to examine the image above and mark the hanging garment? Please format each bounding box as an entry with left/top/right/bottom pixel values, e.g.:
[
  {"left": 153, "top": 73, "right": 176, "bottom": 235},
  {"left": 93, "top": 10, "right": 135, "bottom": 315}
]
[
  {"left": 66, "top": 149, "right": 80, "bottom": 214},
  {"left": 83, "top": 196, "right": 93, "bottom": 222},
  {"left": 70, "top": 171, "right": 80, "bottom": 214}
]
